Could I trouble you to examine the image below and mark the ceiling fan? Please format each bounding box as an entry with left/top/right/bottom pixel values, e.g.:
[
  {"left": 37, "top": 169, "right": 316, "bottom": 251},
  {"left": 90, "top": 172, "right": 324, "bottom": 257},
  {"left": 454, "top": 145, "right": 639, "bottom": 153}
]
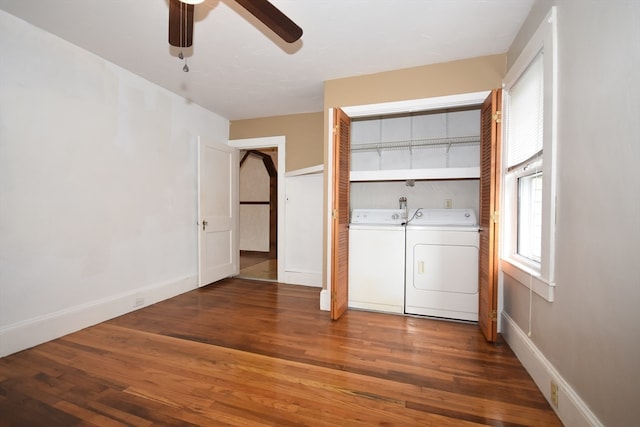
[{"left": 168, "top": 0, "right": 303, "bottom": 48}]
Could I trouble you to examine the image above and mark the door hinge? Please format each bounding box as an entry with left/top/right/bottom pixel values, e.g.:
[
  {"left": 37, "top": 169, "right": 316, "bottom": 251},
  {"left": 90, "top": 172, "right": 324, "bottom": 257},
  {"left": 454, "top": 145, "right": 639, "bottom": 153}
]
[
  {"left": 492, "top": 111, "right": 502, "bottom": 123},
  {"left": 332, "top": 209, "right": 338, "bottom": 219},
  {"left": 490, "top": 211, "right": 499, "bottom": 224},
  {"left": 490, "top": 310, "right": 497, "bottom": 321}
]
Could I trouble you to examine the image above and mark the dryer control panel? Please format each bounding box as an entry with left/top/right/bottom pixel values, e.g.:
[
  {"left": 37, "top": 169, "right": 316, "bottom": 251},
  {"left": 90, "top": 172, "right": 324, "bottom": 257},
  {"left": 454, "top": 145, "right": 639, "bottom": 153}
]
[{"left": 408, "top": 208, "right": 477, "bottom": 226}]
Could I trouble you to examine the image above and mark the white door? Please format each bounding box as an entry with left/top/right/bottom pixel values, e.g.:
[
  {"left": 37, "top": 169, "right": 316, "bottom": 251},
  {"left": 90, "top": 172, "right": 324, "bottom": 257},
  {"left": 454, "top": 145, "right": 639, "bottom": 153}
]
[{"left": 198, "top": 138, "right": 238, "bottom": 287}]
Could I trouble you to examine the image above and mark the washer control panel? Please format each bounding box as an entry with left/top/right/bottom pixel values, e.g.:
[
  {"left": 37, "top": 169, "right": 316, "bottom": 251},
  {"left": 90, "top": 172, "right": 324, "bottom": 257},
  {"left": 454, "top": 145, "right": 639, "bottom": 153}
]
[{"left": 351, "top": 209, "right": 406, "bottom": 225}]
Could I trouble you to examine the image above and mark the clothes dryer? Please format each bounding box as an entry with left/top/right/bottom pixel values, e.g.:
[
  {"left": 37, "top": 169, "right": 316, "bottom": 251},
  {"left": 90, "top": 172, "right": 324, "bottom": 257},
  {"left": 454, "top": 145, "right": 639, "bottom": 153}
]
[{"left": 405, "top": 208, "right": 479, "bottom": 321}]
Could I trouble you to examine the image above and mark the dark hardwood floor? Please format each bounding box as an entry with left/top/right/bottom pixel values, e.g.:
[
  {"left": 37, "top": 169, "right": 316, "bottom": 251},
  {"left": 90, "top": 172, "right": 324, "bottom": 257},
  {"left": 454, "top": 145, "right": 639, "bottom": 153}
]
[{"left": 0, "top": 278, "right": 562, "bottom": 426}]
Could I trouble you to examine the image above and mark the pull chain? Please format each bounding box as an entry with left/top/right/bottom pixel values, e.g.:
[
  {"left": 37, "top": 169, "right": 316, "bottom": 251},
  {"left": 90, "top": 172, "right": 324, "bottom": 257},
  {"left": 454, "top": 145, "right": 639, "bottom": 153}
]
[{"left": 178, "top": 1, "right": 189, "bottom": 72}]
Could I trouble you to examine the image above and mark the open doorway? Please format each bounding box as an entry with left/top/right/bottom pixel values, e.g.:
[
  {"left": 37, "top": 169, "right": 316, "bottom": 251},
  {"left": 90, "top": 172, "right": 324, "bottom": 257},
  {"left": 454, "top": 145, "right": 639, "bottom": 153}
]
[
  {"left": 238, "top": 148, "right": 278, "bottom": 281},
  {"left": 228, "top": 136, "right": 286, "bottom": 283}
]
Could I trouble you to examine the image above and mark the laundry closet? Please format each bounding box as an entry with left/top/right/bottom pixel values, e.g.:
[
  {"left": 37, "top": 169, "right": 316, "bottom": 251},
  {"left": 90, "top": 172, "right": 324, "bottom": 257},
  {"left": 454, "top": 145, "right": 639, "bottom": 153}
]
[
  {"left": 347, "top": 99, "right": 483, "bottom": 321},
  {"left": 350, "top": 106, "right": 480, "bottom": 211}
]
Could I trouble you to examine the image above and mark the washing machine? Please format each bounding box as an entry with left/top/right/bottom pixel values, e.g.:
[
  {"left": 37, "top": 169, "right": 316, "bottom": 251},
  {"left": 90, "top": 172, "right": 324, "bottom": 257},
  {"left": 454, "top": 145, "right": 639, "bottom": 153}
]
[
  {"left": 348, "top": 209, "right": 406, "bottom": 314},
  {"left": 405, "top": 208, "right": 479, "bottom": 321}
]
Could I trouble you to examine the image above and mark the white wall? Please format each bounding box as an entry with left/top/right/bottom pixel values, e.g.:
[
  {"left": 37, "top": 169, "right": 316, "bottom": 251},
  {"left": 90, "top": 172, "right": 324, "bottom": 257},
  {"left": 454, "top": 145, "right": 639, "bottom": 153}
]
[
  {"left": 501, "top": 1, "right": 640, "bottom": 426},
  {"left": 350, "top": 180, "right": 479, "bottom": 214},
  {"left": 0, "top": 11, "right": 229, "bottom": 357}
]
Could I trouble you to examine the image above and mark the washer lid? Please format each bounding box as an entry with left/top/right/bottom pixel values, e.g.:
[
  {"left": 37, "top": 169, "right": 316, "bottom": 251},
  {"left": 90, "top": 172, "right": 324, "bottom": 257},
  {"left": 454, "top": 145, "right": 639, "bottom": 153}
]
[
  {"left": 408, "top": 208, "right": 477, "bottom": 226},
  {"left": 350, "top": 209, "right": 406, "bottom": 225}
]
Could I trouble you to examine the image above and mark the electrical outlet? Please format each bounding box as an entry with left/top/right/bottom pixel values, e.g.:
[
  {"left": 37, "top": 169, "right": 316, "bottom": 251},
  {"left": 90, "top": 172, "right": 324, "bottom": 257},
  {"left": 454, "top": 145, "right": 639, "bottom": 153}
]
[
  {"left": 550, "top": 380, "right": 559, "bottom": 408},
  {"left": 444, "top": 199, "right": 452, "bottom": 209},
  {"left": 134, "top": 296, "right": 145, "bottom": 307}
]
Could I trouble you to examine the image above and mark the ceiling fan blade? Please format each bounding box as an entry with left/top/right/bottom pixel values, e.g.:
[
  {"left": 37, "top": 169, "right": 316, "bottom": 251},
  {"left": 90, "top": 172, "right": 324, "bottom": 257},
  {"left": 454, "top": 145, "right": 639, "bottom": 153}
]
[
  {"left": 169, "top": 0, "right": 194, "bottom": 47},
  {"left": 234, "top": 0, "right": 303, "bottom": 43}
]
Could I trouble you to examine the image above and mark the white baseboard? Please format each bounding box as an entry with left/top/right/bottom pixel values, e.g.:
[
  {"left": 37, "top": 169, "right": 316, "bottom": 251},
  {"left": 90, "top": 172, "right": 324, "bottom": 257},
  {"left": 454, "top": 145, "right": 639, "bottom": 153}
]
[
  {"left": 501, "top": 312, "right": 603, "bottom": 427},
  {"left": 282, "top": 271, "right": 322, "bottom": 287},
  {"left": 0, "top": 275, "right": 197, "bottom": 358},
  {"left": 319, "top": 289, "right": 330, "bottom": 311}
]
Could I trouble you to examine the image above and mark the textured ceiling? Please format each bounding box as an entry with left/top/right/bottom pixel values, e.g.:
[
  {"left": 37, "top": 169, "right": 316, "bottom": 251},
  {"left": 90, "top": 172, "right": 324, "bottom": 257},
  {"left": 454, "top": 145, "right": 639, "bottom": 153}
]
[{"left": 0, "top": 0, "right": 534, "bottom": 120}]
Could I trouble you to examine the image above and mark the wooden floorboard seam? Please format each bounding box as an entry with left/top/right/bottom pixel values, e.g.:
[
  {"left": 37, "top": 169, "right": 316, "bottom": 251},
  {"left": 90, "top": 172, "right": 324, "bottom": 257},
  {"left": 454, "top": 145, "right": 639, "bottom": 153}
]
[{"left": 0, "top": 278, "right": 562, "bottom": 426}]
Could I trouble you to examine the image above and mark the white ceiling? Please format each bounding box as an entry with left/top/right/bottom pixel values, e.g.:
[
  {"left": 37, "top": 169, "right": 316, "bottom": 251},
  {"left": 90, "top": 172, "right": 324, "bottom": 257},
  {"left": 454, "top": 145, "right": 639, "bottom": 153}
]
[{"left": 0, "top": 0, "right": 534, "bottom": 121}]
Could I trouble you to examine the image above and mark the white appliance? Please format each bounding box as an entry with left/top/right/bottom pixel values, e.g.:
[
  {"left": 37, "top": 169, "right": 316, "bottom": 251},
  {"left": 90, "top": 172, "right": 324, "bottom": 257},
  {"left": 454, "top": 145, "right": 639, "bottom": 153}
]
[
  {"left": 348, "top": 209, "right": 406, "bottom": 314},
  {"left": 405, "top": 208, "right": 480, "bottom": 321}
]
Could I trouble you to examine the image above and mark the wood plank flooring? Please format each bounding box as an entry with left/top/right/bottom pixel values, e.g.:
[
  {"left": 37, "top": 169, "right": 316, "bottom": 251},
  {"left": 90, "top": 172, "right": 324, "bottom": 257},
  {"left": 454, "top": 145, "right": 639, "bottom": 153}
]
[
  {"left": 0, "top": 278, "right": 562, "bottom": 426},
  {"left": 239, "top": 251, "right": 277, "bottom": 281}
]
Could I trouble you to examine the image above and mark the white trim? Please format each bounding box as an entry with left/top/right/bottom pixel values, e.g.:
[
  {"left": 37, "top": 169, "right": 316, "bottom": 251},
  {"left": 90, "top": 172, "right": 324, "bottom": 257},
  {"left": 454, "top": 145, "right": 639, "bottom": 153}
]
[
  {"left": 502, "top": 6, "right": 558, "bottom": 286},
  {"left": 323, "top": 110, "right": 335, "bottom": 311},
  {"left": 228, "top": 136, "right": 286, "bottom": 150},
  {"left": 0, "top": 276, "right": 197, "bottom": 358},
  {"left": 228, "top": 136, "right": 286, "bottom": 282},
  {"left": 319, "top": 289, "right": 331, "bottom": 311},
  {"left": 501, "top": 258, "right": 555, "bottom": 302},
  {"left": 197, "top": 137, "right": 203, "bottom": 284},
  {"left": 285, "top": 164, "right": 323, "bottom": 177},
  {"left": 342, "top": 91, "right": 490, "bottom": 118},
  {"left": 501, "top": 313, "right": 604, "bottom": 427}
]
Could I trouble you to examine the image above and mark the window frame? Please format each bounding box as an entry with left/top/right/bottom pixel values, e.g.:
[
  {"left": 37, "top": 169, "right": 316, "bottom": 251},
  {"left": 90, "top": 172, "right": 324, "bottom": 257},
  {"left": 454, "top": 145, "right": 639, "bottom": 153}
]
[{"left": 501, "top": 7, "right": 558, "bottom": 302}]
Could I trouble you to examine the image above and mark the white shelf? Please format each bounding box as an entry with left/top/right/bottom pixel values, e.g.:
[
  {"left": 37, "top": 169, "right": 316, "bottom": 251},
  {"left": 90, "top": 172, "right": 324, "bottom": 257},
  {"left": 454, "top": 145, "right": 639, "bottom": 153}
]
[
  {"left": 351, "top": 136, "right": 480, "bottom": 153},
  {"left": 350, "top": 167, "right": 480, "bottom": 182}
]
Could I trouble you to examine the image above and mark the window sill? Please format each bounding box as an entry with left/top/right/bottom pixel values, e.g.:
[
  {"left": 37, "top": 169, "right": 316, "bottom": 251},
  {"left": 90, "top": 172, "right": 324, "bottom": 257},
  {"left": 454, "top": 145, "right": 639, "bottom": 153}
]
[{"left": 500, "top": 258, "right": 555, "bottom": 302}]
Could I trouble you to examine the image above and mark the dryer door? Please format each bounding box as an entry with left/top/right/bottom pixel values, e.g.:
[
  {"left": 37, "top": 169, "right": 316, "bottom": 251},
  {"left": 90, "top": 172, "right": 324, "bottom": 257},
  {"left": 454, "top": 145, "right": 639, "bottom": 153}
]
[
  {"left": 412, "top": 244, "right": 478, "bottom": 294},
  {"left": 405, "top": 239, "right": 480, "bottom": 321}
]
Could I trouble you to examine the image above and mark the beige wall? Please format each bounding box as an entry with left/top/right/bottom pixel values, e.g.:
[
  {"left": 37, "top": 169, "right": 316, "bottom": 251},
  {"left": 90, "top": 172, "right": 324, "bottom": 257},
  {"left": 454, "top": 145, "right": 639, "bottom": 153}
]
[
  {"left": 230, "top": 112, "right": 323, "bottom": 172},
  {"left": 324, "top": 54, "right": 505, "bottom": 110},
  {"left": 502, "top": 1, "right": 640, "bottom": 426}
]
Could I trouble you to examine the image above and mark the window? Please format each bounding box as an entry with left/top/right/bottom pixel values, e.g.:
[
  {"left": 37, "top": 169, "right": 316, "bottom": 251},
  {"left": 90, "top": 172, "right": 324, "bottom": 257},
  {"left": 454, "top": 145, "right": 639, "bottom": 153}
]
[
  {"left": 517, "top": 169, "right": 542, "bottom": 262},
  {"left": 508, "top": 50, "right": 544, "bottom": 264},
  {"left": 502, "top": 7, "right": 557, "bottom": 301}
]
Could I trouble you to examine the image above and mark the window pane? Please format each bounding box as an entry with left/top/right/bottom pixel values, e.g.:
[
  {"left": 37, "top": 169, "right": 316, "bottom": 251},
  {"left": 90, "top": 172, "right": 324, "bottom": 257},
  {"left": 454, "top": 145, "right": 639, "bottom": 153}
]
[{"left": 517, "top": 171, "right": 542, "bottom": 262}]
